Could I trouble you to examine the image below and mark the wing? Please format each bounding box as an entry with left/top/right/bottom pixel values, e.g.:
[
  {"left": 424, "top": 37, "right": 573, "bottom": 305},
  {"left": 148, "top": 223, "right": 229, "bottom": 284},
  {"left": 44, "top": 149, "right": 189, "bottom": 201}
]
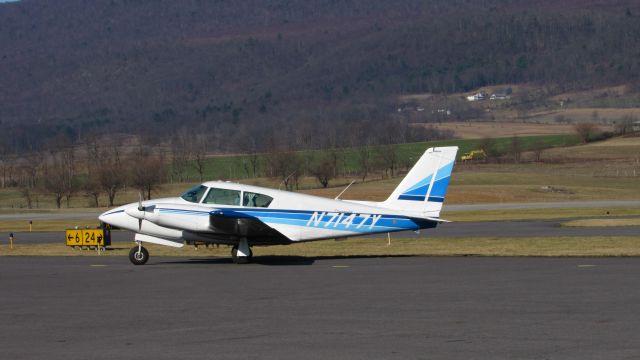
[{"left": 202, "top": 210, "right": 292, "bottom": 245}]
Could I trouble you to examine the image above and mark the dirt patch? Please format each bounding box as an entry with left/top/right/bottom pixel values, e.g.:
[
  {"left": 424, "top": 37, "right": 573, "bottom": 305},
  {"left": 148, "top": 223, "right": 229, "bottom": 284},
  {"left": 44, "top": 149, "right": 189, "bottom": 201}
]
[
  {"left": 419, "top": 121, "right": 578, "bottom": 139},
  {"left": 526, "top": 108, "right": 640, "bottom": 124}
]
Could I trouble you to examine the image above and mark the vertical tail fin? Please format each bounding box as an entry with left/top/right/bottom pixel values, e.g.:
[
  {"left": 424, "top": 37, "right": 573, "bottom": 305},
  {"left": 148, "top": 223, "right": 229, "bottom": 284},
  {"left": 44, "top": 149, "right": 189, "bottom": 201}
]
[{"left": 381, "top": 146, "right": 458, "bottom": 217}]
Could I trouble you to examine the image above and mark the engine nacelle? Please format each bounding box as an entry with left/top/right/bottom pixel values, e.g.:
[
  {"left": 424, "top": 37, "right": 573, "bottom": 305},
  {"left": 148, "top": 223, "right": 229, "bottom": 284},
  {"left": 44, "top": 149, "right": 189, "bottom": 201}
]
[{"left": 138, "top": 204, "right": 214, "bottom": 232}]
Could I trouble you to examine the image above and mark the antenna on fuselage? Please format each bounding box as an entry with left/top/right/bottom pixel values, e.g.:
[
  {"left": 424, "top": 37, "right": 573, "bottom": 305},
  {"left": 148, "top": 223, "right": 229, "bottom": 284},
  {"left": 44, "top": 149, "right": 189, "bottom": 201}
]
[{"left": 334, "top": 180, "right": 356, "bottom": 200}]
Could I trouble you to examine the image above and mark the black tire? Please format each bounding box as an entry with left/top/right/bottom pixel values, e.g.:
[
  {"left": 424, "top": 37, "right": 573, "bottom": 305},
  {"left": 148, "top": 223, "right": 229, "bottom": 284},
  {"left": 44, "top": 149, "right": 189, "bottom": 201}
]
[
  {"left": 231, "top": 245, "right": 251, "bottom": 264},
  {"left": 129, "top": 245, "right": 149, "bottom": 265}
]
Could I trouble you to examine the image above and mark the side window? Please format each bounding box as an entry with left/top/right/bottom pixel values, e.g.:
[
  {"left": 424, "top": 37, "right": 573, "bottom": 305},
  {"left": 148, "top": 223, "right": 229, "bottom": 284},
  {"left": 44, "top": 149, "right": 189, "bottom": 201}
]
[
  {"left": 243, "top": 192, "right": 273, "bottom": 208},
  {"left": 203, "top": 188, "right": 241, "bottom": 206},
  {"left": 180, "top": 185, "right": 208, "bottom": 203}
]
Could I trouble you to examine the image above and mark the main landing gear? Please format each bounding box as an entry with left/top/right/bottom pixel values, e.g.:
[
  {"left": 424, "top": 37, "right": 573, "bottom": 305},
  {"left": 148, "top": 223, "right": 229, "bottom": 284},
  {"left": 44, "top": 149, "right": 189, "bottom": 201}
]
[
  {"left": 128, "top": 240, "right": 252, "bottom": 265},
  {"left": 231, "top": 238, "right": 252, "bottom": 264},
  {"left": 129, "top": 242, "right": 149, "bottom": 265}
]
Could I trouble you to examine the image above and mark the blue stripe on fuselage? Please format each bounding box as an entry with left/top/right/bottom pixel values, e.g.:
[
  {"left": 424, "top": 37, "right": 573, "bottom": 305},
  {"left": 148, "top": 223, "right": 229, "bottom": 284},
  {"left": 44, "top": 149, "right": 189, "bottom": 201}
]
[{"left": 213, "top": 208, "right": 436, "bottom": 233}]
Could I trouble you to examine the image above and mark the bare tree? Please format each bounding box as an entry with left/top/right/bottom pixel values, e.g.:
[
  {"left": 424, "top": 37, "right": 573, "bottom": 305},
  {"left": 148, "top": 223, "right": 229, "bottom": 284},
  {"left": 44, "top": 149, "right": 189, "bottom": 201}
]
[
  {"left": 509, "top": 136, "right": 522, "bottom": 163},
  {"left": 84, "top": 136, "right": 103, "bottom": 207},
  {"left": 478, "top": 137, "right": 499, "bottom": 160},
  {"left": 129, "top": 146, "right": 167, "bottom": 200},
  {"left": 0, "top": 144, "right": 8, "bottom": 188},
  {"left": 378, "top": 144, "right": 398, "bottom": 178},
  {"left": 19, "top": 153, "right": 41, "bottom": 189},
  {"left": 615, "top": 115, "right": 636, "bottom": 135},
  {"left": 240, "top": 137, "right": 261, "bottom": 178},
  {"left": 269, "top": 150, "right": 302, "bottom": 190},
  {"left": 310, "top": 155, "right": 335, "bottom": 188},
  {"left": 531, "top": 140, "right": 545, "bottom": 162},
  {"left": 83, "top": 175, "right": 102, "bottom": 207},
  {"left": 327, "top": 148, "right": 342, "bottom": 178},
  {"left": 357, "top": 146, "right": 372, "bottom": 181},
  {"left": 170, "top": 131, "right": 190, "bottom": 183},
  {"left": 42, "top": 153, "right": 70, "bottom": 208},
  {"left": 574, "top": 123, "right": 598, "bottom": 143},
  {"left": 98, "top": 144, "right": 125, "bottom": 206},
  {"left": 190, "top": 134, "right": 208, "bottom": 182},
  {"left": 0, "top": 160, "right": 12, "bottom": 189},
  {"left": 59, "top": 145, "right": 77, "bottom": 207},
  {"left": 19, "top": 186, "right": 35, "bottom": 209}
]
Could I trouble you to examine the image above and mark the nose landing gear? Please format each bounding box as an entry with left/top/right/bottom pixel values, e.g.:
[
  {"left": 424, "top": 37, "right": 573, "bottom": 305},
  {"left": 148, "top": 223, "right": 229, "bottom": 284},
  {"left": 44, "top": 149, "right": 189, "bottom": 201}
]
[{"left": 129, "top": 242, "right": 149, "bottom": 265}]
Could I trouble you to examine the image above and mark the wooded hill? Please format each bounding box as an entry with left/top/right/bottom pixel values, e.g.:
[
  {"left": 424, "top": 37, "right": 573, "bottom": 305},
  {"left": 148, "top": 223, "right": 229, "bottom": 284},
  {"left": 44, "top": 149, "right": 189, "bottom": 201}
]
[{"left": 1, "top": 0, "right": 639, "bottom": 153}]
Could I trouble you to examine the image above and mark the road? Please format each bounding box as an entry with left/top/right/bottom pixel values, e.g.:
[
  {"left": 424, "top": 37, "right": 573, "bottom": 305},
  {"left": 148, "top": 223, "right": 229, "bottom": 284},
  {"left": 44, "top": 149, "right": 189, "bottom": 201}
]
[{"left": 1, "top": 256, "right": 639, "bottom": 359}]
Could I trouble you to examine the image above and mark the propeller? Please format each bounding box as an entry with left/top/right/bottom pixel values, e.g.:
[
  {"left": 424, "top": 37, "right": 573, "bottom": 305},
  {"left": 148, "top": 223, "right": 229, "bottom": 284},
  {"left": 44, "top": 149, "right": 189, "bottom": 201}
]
[
  {"left": 137, "top": 192, "right": 144, "bottom": 231},
  {"left": 132, "top": 192, "right": 156, "bottom": 231}
]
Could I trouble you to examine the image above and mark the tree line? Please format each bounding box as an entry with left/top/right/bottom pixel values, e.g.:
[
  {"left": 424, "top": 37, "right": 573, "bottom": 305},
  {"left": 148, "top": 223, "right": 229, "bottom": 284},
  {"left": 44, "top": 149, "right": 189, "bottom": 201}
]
[{"left": 0, "top": 136, "right": 167, "bottom": 208}]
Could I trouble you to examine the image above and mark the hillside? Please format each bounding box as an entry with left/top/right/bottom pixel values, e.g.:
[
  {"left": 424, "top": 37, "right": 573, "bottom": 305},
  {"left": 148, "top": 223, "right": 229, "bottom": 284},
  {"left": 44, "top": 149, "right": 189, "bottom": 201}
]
[{"left": 1, "top": 0, "right": 640, "bottom": 153}]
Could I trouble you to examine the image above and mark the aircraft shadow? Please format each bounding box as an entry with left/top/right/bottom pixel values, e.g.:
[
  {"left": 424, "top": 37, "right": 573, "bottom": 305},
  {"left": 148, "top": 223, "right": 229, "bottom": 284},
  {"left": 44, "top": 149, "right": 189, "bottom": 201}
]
[{"left": 157, "top": 254, "right": 417, "bottom": 266}]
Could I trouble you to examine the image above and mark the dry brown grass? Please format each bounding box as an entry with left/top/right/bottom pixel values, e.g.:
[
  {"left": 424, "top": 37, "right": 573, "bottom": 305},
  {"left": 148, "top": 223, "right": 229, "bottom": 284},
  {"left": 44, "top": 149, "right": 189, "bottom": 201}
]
[
  {"left": 561, "top": 217, "right": 640, "bottom": 228},
  {"left": 424, "top": 121, "right": 578, "bottom": 139},
  {"left": 0, "top": 219, "right": 99, "bottom": 232},
  {"left": 524, "top": 108, "right": 639, "bottom": 124},
  {"left": 543, "top": 136, "right": 640, "bottom": 160}
]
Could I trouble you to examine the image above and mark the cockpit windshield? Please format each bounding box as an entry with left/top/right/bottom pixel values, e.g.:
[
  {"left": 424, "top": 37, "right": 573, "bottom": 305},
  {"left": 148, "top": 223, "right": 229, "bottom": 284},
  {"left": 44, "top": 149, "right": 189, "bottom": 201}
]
[{"left": 180, "top": 185, "right": 208, "bottom": 203}]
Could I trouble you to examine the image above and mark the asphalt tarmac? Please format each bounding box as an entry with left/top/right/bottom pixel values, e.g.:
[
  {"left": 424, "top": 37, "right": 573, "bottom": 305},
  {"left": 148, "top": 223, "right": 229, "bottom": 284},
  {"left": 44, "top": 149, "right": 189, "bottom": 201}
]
[
  {"left": 2, "top": 218, "right": 639, "bottom": 245},
  {"left": 1, "top": 256, "right": 639, "bottom": 359}
]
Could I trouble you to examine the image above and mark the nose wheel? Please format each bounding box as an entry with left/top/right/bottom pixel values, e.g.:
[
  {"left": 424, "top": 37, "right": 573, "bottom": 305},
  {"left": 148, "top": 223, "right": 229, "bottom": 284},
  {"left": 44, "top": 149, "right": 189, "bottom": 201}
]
[{"left": 129, "top": 243, "right": 149, "bottom": 265}]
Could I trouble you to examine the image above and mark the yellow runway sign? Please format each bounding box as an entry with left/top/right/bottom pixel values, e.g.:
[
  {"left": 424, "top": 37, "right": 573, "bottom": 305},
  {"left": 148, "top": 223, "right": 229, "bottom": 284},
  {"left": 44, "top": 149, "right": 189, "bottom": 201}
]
[{"left": 65, "top": 229, "right": 105, "bottom": 247}]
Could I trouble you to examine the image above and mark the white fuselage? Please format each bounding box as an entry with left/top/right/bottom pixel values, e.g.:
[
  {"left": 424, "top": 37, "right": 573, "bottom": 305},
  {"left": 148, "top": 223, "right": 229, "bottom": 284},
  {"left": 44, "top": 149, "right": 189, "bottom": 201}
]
[{"left": 99, "top": 181, "right": 438, "bottom": 246}]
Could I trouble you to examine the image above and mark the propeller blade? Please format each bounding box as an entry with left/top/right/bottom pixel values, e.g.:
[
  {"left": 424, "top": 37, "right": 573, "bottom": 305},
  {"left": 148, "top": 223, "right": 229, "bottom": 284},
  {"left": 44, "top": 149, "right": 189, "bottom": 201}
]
[{"left": 138, "top": 192, "right": 144, "bottom": 211}]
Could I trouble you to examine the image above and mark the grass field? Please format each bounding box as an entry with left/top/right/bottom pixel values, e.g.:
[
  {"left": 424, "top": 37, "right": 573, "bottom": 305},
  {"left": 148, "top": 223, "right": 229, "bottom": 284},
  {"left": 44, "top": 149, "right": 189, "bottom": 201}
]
[{"left": 2, "top": 236, "right": 640, "bottom": 257}]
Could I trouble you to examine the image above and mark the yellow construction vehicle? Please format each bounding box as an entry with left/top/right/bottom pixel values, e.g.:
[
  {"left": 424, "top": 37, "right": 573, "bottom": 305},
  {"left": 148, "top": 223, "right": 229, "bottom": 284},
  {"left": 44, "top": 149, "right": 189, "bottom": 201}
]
[{"left": 460, "top": 149, "right": 487, "bottom": 162}]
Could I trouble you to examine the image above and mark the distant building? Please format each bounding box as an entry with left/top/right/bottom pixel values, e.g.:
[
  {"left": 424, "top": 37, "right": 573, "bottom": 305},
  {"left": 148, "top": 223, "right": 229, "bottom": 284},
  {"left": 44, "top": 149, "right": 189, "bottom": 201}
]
[
  {"left": 490, "top": 87, "right": 512, "bottom": 100},
  {"left": 466, "top": 92, "right": 487, "bottom": 101}
]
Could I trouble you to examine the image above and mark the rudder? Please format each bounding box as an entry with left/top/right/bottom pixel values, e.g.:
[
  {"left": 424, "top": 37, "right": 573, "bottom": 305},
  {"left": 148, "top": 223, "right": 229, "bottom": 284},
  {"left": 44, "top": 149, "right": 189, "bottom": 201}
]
[{"left": 382, "top": 146, "right": 458, "bottom": 217}]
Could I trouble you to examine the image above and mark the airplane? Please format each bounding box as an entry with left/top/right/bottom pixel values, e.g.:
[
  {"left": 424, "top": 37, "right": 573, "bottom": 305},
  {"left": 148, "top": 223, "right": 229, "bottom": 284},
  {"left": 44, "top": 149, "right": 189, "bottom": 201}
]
[{"left": 99, "top": 146, "right": 458, "bottom": 265}]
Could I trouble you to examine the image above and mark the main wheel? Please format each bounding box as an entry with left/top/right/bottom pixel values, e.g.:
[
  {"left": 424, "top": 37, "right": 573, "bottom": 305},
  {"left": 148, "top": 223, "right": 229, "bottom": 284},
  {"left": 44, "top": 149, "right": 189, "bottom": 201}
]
[
  {"left": 231, "top": 245, "right": 252, "bottom": 264},
  {"left": 129, "top": 245, "right": 149, "bottom": 265}
]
